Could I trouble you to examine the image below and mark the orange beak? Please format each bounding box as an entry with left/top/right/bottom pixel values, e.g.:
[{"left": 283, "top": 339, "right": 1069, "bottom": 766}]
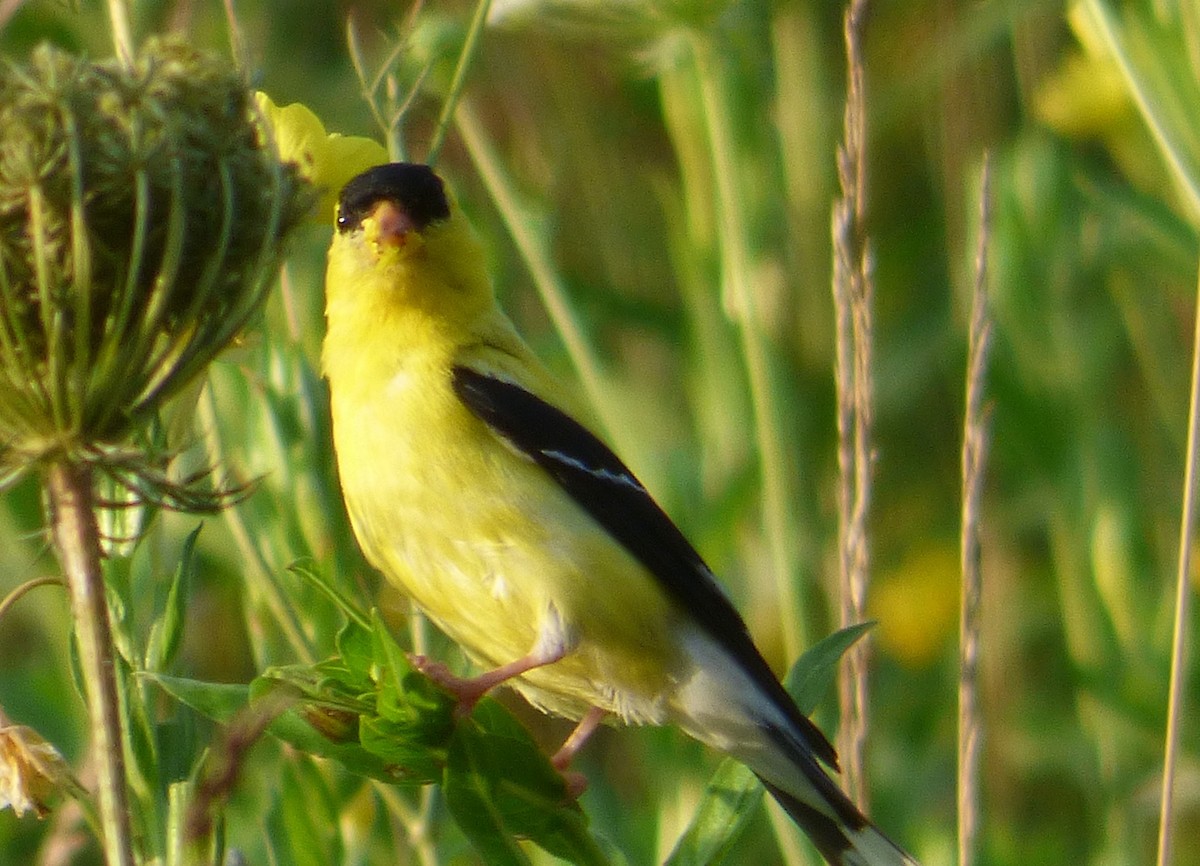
[{"left": 370, "top": 199, "right": 416, "bottom": 248}]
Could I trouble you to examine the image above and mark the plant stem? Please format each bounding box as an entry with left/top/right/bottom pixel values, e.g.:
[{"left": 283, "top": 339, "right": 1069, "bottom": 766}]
[
  {"left": 690, "top": 33, "right": 806, "bottom": 663},
  {"left": 1156, "top": 259, "right": 1200, "bottom": 866},
  {"left": 427, "top": 0, "right": 492, "bottom": 166},
  {"left": 106, "top": 0, "right": 134, "bottom": 67},
  {"left": 832, "top": 0, "right": 873, "bottom": 809},
  {"left": 959, "top": 155, "right": 994, "bottom": 866},
  {"left": 455, "top": 102, "right": 616, "bottom": 438},
  {"left": 46, "top": 460, "right": 136, "bottom": 866},
  {"left": 197, "top": 386, "right": 315, "bottom": 666},
  {"left": 0, "top": 576, "right": 65, "bottom": 622}
]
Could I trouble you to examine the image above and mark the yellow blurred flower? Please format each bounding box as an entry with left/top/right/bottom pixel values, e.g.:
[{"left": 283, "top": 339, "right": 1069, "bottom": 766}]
[
  {"left": 870, "top": 545, "right": 960, "bottom": 667},
  {"left": 1034, "top": 51, "right": 1132, "bottom": 139},
  {"left": 255, "top": 93, "right": 389, "bottom": 225},
  {"left": 0, "top": 724, "right": 72, "bottom": 818}
]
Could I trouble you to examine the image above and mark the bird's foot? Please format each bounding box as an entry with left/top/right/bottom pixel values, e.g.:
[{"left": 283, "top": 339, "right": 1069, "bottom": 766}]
[
  {"left": 549, "top": 706, "right": 606, "bottom": 799},
  {"left": 407, "top": 654, "right": 488, "bottom": 717},
  {"left": 558, "top": 769, "right": 589, "bottom": 799}
]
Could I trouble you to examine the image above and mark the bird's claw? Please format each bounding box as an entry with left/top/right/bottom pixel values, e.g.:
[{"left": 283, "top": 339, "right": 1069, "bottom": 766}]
[
  {"left": 407, "top": 653, "right": 485, "bottom": 717},
  {"left": 559, "top": 769, "right": 588, "bottom": 799}
]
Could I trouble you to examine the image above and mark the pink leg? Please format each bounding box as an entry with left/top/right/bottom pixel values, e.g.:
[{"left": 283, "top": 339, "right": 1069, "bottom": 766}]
[
  {"left": 551, "top": 706, "right": 606, "bottom": 769},
  {"left": 551, "top": 707, "right": 607, "bottom": 798},
  {"left": 410, "top": 644, "right": 568, "bottom": 716}
]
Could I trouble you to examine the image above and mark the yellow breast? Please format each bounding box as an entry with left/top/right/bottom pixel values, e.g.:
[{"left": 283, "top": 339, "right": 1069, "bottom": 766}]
[{"left": 324, "top": 287, "right": 682, "bottom": 723}]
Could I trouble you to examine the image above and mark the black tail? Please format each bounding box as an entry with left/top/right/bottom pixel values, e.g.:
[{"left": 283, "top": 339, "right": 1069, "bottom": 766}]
[{"left": 758, "top": 776, "right": 919, "bottom": 866}]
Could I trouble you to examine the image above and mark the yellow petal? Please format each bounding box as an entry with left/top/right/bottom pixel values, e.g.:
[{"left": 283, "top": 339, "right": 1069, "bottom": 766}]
[
  {"left": 255, "top": 92, "right": 389, "bottom": 224},
  {"left": 314, "top": 133, "right": 389, "bottom": 224}
]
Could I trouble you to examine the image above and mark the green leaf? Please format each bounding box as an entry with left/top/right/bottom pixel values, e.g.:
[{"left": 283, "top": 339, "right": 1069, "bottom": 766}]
[
  {"left": 100, "top": 552, "right": 136, "bottom": 664},
  {"left": 369, "top": 609, "right": 456, "bottom": 728},
  {"left": 249, "top": 666, "right": 441, "bottom": 785},
  {"left": 663, "top": 759, "right": 763, "bottom": 866},
  {"left": 288, "top": 558, "right": 370, "bottom": 629},
  {"left": 442, "top": 705, "right": 541, "bottom": 866},
  {"left": 335, "top": 616, "right": 373, "bottom": 677},
  {"left": 356, "top": 714, "right": 445, "bottom": 785},
  {"left": 145, "top": 524, "right": 201, "bottom": 673},
  {"left": 784, "top": 621, "right": 874, "bottom": 714},
  {"left": 1082, "top": 0, "right": 1200, "bottom": 217},
  {"left": 444, "top": 700, "right": 611, "bottom": 866},
  {"left": 148, "top": 674, "right": 250, "bottom": 723}
]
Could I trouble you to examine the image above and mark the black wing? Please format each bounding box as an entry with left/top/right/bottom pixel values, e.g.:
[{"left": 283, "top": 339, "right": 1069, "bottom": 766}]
[{"left": 451, "top": 365, "right": 838, "bottom": 769}]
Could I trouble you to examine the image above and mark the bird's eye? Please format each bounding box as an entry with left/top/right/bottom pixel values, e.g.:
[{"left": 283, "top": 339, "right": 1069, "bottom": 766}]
[{"left": 335, "top": 207, "right": 364, "bottom": 235}]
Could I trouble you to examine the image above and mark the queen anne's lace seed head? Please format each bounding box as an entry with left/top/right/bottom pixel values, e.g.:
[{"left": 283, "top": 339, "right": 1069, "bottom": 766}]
[{"left": 0, "top": 39, "right": 312, "bottom": 495}]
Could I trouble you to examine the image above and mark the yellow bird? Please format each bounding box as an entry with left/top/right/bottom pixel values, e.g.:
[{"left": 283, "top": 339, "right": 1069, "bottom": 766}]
[{"left": 322, "top": 162, "right": 919, "bottom": 866}]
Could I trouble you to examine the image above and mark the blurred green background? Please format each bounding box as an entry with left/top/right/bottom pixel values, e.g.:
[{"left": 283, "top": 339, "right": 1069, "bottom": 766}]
[{"left": 2, "top": 0, "right": 1199, "bottom": 864}]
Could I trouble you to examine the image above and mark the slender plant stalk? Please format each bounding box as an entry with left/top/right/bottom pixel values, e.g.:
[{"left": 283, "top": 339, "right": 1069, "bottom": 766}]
[
  {"left": 1083, "top": 0, "right": 1200, "bottom": 219},
  {"left": 1156, "top": 260, "right": 1200, "bottom": 866},
  {"left": 46, "top": 460, "right": 136, "bottom": 866},
  {"left": 374, "top": 783, "right": 440, "bottom": 866},
  {"left": 221, "top": 0, "right": 249, "bottom": 75},
  {"left": 832, "top": 0, "right": 874, "bottom": 809},
  {"left": 426, "top": 0, "right": 492, "bottom": 166},
  {"left": 690, "top": 33, "right": 807, "bottom": 662},
  {"left": 106, "top": 0, "right": 134, "bottom": 67},
  {"left": 454, "top": 102, "right": 617, "bottom": 437},
  {"left": 197, "top": 386, "right": 316, "bottom": 666},
  {"left": 959, "top": 154, "right": 994, "bottom": 866},
  {"left": 0, "top": 576, "right": 64, "bottom": 621}
]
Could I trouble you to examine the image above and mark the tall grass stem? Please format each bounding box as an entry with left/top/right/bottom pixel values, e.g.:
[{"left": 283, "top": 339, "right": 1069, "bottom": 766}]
[
  {"left": 221, "top": 0, "right": 249, "bottom": 73},
  {"left": 1083, "top": 0, "right": 1200, "bottom": 219},
  {"left": 1155, "top": 259, "right": 1200, "bottom": 866},
  {"left": 832, "top": 0, "right": 874, "bottom": 809},
  {"left": 690, "top": 33, "right": 806, "bottom": 662},
  {"left": 198, "top": 386, "right": 316, "bottom": 666},
  {"left": 958, "top": 154, "right": 994, "bottom": 866},
  {"left": 455, "top": 101, "right": 618, "bottom": 440}
]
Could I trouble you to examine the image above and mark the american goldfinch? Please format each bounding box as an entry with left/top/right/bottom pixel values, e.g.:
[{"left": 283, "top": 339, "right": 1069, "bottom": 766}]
[{"left": 323, "top": 162, "right": 919, "bottom": 866}]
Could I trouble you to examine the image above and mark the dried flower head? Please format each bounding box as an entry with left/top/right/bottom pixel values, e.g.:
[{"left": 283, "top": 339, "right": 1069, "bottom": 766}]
[
  {"left": 0, "top": 39, "right": 312, "bottom": 490},
  {"left": 0, "top": 724, "right": 73, "bottom": 818}
]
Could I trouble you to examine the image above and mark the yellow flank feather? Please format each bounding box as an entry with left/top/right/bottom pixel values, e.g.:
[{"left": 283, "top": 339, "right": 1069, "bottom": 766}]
[{"left": 323, "top": 163, "right": 919, "bottom": 866}]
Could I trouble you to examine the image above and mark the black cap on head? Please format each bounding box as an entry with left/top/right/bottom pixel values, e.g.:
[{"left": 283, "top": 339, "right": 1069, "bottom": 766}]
[{"left": 336, "top": 163, "right": 451, "bottom": 234}]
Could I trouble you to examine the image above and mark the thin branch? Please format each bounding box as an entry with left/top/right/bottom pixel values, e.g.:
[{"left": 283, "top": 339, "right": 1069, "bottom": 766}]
[
  {"left": 959, "top": 153, "right": 994, "bottom": 866},
  {"left": 186, "top": 689, "right": 294, "bottom": 843},
  {"left": 1156, "top": 253, "right": 1200, "bottom": 866},
  {"left": 832, "top": 0, "right": 873, "bottom": 810},
  {"left": 0, "top": 576, "right": 64, "bottom": 623}
]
